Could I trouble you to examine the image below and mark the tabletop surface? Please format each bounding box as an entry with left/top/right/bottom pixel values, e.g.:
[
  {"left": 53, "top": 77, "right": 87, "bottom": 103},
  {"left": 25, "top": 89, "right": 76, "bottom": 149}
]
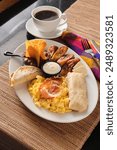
[
  {"left": 0, "top": 0, "right": 100, "bottom": 149},
  {"left": 66, "top": 0, "right": 100, "bottom": 41}
]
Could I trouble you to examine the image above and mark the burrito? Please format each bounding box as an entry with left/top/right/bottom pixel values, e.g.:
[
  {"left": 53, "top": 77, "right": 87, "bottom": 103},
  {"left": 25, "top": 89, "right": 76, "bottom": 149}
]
[{"left": 67, "top": 72, "right": 88, "bottom": 112}]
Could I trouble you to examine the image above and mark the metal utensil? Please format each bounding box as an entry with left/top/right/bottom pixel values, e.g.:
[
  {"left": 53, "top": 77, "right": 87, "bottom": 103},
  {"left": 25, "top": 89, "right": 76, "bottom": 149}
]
[
  {"left": 4, "top": 51, "right": 24, "bottom": 57},
  {"left": 4, "top": 51, "right": 38, "bottom": 66}
]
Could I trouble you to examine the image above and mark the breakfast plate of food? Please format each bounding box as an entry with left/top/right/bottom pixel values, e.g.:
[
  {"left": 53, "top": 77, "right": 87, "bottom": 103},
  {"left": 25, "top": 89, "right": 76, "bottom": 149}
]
[{"left": 8, "top": 39, "right": 98, "bottom": 123}]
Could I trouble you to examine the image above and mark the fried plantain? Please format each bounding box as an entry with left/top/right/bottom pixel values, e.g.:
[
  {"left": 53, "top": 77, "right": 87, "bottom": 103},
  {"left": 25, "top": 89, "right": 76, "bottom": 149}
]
[{"left": 51, "top": 46, "right": 68, "bottom": 61}]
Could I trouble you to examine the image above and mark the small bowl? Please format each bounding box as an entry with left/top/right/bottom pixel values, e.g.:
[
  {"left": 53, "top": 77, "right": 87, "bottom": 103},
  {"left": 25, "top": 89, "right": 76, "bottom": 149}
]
[{"left": 41, "top": 60, "right": 61, "bottom": 77}]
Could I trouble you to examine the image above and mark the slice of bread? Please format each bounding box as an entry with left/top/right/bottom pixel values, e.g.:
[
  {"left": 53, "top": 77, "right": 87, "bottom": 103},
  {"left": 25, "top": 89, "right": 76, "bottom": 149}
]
[{"left": 10, "top": 66, "right": 42, "bottom": 87}]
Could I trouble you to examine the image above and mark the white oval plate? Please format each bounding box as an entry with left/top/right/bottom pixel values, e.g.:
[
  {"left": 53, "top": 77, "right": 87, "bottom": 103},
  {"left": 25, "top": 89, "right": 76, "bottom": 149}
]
[{"left": 9, "top": 39, "right": 98, "bottom": 123}]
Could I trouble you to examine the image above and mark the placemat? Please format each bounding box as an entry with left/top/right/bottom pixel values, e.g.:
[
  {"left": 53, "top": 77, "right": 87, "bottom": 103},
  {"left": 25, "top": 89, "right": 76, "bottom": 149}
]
[{"left": 0, "top": 62, "right": 100, "bottom": 150}]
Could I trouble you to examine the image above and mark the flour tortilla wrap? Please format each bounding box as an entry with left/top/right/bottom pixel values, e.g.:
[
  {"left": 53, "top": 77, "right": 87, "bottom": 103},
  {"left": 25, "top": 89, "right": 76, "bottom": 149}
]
[
  {"left": 10, "top": 66, "right": 41, "bottom": 87},
  {"left": 67, "top": 72, "right": 88, "bottom": 112}
]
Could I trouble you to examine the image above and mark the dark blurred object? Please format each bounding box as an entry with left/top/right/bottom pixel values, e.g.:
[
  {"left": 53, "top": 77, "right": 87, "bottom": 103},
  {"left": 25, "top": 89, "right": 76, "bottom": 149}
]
[
  {"left": 0, "top": 0, "right": 20, "bottom": 13},
  {"left": 26, "top": 32, "right": 35, "bottom": 40},
  {"left": 0, "top": 0, "right": 37, "bottom": 25},
  {"left": 24, "top": 57, "right": 37, "bottom": 66},
  {"left": 0, "top": 130, "right": 30, "bottom": 150},
  {"left": 82, "top": 123, "right": 100, "bottom": 150},
  {"left": 36, "top": 0, "right": 62, "bottom": 10},
  {"left": 61, "top": 0, "right": 76, "bottom": 12}
]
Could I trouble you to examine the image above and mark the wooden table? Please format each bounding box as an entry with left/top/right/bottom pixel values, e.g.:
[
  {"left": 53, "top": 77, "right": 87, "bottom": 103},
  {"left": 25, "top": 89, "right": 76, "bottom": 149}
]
[
  {"left": 0, "top": 0, "right": 100, "bottom": 149},
  {"left": 66, "top": 0, "right": 100, "bottom": 41}
]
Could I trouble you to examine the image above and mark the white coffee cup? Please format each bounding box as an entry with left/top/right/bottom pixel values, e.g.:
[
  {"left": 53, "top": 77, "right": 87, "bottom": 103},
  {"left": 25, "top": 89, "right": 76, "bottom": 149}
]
[{"left": 31, "top": 6, "right": 67, "bottom": 33}]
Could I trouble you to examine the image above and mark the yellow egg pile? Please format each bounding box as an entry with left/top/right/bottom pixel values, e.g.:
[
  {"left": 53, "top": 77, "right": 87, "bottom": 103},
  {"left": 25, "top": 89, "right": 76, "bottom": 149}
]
[{"left": 28, "top": 75, "right": 71, "bottom": 113}]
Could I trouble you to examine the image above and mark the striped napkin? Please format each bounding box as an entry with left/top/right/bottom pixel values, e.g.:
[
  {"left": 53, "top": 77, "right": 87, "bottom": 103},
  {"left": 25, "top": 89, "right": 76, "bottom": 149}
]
[{"left": 60, "top": 31, "right": 100, "bottom": 81}]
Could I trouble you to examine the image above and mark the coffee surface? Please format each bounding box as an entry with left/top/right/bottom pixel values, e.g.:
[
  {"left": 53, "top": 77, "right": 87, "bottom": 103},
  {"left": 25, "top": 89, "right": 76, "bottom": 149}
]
[{"left": 34, "top": 10, "right": 59, "bottom": 21}]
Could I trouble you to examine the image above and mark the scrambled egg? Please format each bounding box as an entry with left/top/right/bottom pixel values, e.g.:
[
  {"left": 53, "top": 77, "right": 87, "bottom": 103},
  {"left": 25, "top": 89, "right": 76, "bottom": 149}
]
[{"left": 28, "top": 75, "right": 71, "bottom": 113}]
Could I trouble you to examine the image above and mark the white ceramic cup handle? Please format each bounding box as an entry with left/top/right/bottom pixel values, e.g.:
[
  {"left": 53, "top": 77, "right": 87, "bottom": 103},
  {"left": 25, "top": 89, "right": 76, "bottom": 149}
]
[{"left": 59, "top": 13, "right": 67, "bottom": 26}]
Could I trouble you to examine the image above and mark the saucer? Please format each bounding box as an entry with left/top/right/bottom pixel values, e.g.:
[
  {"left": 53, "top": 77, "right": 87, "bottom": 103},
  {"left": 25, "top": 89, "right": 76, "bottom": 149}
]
[{"left": 25, "top": 18, "right": 68, "bottom": 39}]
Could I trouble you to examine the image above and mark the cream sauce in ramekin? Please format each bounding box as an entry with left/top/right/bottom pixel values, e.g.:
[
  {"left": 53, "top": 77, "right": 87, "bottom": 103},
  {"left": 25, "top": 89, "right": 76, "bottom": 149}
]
[{"left": 43, "top": 61, "right": 61, "bottom": 75}]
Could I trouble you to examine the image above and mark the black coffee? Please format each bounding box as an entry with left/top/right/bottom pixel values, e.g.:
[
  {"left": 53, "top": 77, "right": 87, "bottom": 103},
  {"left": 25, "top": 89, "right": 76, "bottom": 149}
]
[{"left": 34, "top": 10, "right": 59, "bottom": 21}]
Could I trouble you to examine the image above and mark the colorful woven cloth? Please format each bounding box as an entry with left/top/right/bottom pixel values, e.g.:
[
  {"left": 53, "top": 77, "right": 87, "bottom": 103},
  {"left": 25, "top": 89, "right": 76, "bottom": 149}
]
[{"left": 60, "top": 31, "right": 100, "bottom": 81}]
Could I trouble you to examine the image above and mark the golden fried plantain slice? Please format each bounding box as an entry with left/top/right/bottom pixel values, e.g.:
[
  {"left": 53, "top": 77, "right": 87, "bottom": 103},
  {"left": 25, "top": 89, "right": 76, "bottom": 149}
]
[
  {"left": 51, "top": 46, "right": 68, "bottom": 61},
  {"left": 57, "top": 54, "right": 74, "bottom": 66},
  {"left": 47, "top": 45, "right": 58, "bottom": 59}
]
